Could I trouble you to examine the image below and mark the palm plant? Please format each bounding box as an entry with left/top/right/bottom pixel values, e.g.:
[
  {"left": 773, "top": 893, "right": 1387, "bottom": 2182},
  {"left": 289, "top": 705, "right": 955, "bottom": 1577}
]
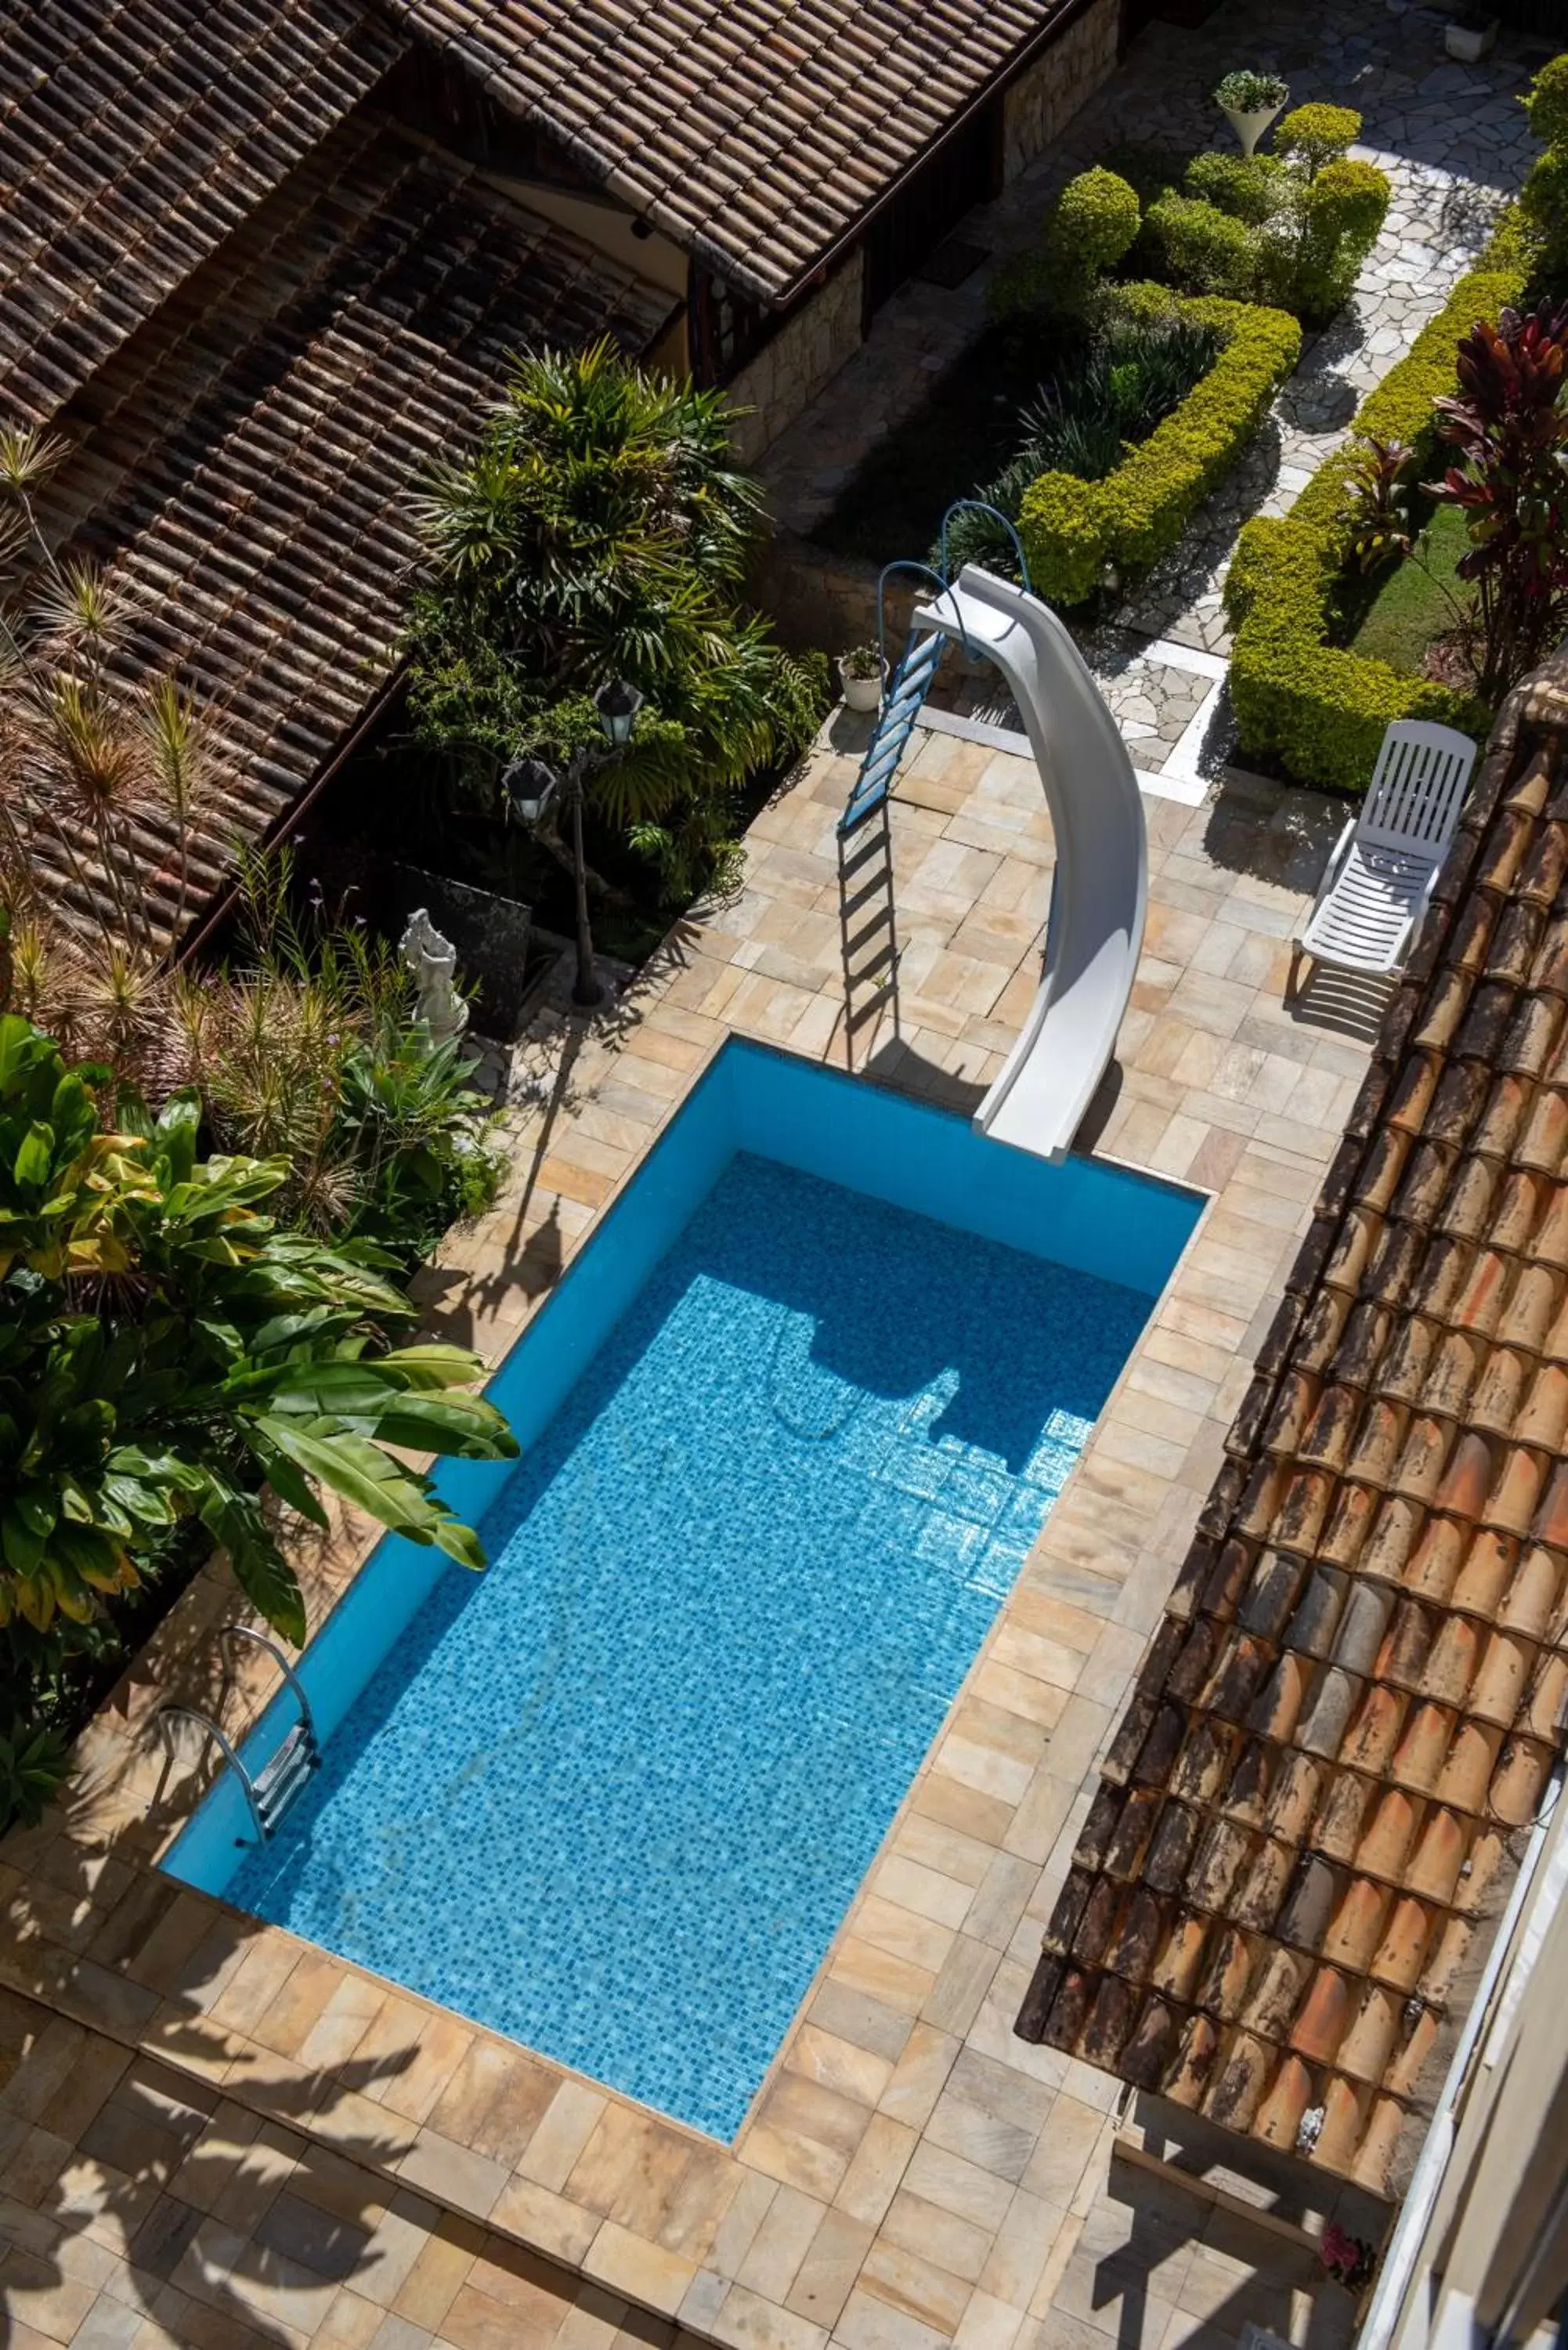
[{"left": 406, "top": 342, "right": 824, "bottom": 935}]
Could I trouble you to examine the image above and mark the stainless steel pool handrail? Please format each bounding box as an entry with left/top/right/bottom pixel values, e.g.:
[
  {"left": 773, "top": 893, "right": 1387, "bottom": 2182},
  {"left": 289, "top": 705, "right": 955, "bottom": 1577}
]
[
  {"left": 153, "top": 1623, "right": 319, "bottom": 1844},
  {"left": 216, "top": 1623, "right": 316, "bottom": 1748},
  {"left": 154, "top": 1705, "right": 267, "bottom": 1844}
]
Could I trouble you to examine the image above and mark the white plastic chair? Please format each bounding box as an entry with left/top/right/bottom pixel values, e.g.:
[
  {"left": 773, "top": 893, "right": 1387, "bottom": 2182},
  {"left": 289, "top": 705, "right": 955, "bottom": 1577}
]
[{"left": 1292, "top": 720, "right": 1477, "bottom": 992}]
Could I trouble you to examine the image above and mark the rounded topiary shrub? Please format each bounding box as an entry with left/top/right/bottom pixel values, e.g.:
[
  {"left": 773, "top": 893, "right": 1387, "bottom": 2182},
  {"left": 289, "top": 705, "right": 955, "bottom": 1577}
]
[
  {"left": 1523, "top": 145, "right": 1568, "bottom": 289},
  {"left": 1285, "top": 156, "right": 1391, "bottom": 320},
  {"left": 1524, "top": 52, "right": 1568, "bottom": 150},
  {"left": 990, "top": 166, "right": 1140, "bottom": 321},
  {"left": 1053, "top": 166, "right": 1142, "bottom": 273},
  {"left": 1522, "top": 56, "right": 1568, "bottom": 295},
  {"left": 1276, "top": 103, "right": 1361, "bottom": 175},
  {"left": 1141, "top": 191, "right": 1259, "bottom": 298},
  {"left": 1183, "top": 150, "right": 1286, "bottom": 225}
]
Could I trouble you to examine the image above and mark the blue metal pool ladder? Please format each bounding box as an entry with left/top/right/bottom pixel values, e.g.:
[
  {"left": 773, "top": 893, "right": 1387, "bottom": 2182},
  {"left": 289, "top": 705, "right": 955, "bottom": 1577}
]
[
  {"left": 837, "top": 503, "right": 1031, "bottom": 841},
  {"left": 154, "top": 1624, "right": 319, "bottom": 1843}
]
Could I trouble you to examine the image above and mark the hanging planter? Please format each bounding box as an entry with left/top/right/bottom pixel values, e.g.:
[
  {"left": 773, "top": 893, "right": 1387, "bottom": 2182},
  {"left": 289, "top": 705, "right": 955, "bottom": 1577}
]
[{"left": 1214, "top": 69, "right": 1290, "bottom": 157}]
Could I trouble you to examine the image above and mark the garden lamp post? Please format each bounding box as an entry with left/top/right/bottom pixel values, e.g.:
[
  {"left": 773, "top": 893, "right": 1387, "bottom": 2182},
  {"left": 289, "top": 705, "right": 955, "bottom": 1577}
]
[{"left": 500, "top": 681, "right": 643, "bottom": 1012}]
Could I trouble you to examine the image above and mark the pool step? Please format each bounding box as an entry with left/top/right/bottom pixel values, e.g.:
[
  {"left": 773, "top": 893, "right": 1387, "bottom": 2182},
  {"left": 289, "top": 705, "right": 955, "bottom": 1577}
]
[
  {"left": 251, "top": 1718, "right": 320, "bottom": 1834},
  {"left": 153, "top": 1623, "right": 320, "bottom": 1845}
]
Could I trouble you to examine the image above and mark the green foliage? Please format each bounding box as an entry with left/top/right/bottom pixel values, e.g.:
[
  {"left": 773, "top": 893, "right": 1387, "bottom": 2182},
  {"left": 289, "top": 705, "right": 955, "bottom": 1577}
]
[
  {"left": 1017, "top": 312, "right": 1223, "bottom": 483},
  {"left": 1520, "top": 57, "right": 1568, "bottom": 298},
  {"left": 1142, "top": 191, "right": 1261, "bottom": 298},
  {"left": 940, "top": 307, "right": 1223, "bottom": 578},
  {"left": 1338, "top": 436, "right": 1418, "bottom": 573},
  {"left": 1224, "top": 226, "right": 1527, "bottom": 790},
  {"left": 1523, "top": 145, "right": 1568, "bottom": 291},
  {"left": 1276, "top": 103, "right": 1361, "bottom": 175},
  {"left": 1524, "top": 52, "right": 1568, "bottom": 150},
  {"left": 992, "top": 168, "right": 1140, "bottom": 322},
  {"left": 1214, "top": 70, "right": 1288, "bottom": 114},
  {"left": 406, "top": 342, "right": 818, "bottom": 909},
  {"left": 1019, "top": 295, "right": 1300, "bottom": 605},
  {"left": 1135, "top": 114, "right": 1387, "bottom": 324},
  {"left": 0, "top": 1717, "right": 70, "bottom": 1831},
  {"left": 1053, "top": 168, "right": 1142, "bottom": 279},
  {"left": 1183, "top": 150, "right": 1287, "bottom": 225},
  {"left": 0, "top": 1016, "right": 517, "bottom": 1652},
  {"left": 1100, "top": 143, "right": 1186, "bottom": 207},
  {"left": 179, "top": 853, "right": 504, "bottom": 1257},
  {"left": 1281, "top": 157, "right": 1393, "bottom": 323}
]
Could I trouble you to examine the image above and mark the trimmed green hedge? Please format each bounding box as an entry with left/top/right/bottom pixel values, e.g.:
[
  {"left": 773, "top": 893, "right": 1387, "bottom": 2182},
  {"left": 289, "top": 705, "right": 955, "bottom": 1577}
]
[
  {"left": 1223, "top": 216, "right": 1530, "bottom": 793},
  {"left": 1018, "top": 293, "right": 1301, "bottom": 606}
]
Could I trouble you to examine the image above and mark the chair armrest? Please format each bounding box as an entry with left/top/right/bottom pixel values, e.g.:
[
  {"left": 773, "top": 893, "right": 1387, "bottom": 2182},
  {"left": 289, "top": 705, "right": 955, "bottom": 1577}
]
[
  {"left": 1299, "top": 815, "right": 1357, "bottom": 935},
  {"left": 1389, "top": 855, "right": 1448, "bottom": 968}
]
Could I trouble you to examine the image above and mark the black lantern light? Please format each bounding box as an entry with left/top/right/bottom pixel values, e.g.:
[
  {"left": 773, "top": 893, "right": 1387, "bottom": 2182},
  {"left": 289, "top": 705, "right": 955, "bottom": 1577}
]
[
  {"left": 593, "top": 677, "right": 644, "bottom": 751},
  {"left": 501, "top": 754, "right": 560, "bottom": 826}
]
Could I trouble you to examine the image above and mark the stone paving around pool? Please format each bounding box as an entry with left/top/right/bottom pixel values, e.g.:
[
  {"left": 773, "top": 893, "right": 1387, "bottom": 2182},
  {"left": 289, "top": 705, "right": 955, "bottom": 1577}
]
[
  {"left": 0, "top": 721, "right": 1393, "bottom": 2350},
  {"left": 761, "top": 0, "right": 1548, "bottom": 801}
]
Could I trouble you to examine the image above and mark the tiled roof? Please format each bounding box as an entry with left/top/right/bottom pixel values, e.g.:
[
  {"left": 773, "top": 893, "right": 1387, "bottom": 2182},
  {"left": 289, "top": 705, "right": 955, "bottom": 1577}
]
[
  {"left": 385, "top": 0, "right": 1068, "bottom": 304},
  {"left": 0, "top": 0, "right": 406, "bottom": 426},
  {"left": 1017, "top": 663, "right": 1568, "bottom": 2200},
  {"left": 28, "top": 114, "right": 674, "bottom": 949}
]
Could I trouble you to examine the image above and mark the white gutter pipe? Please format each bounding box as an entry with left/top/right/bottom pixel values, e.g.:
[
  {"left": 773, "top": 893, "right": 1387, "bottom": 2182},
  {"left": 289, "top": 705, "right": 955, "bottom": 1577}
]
[{"left": 1357, "top": 1766, "right": 1565, "bottom": 2350}]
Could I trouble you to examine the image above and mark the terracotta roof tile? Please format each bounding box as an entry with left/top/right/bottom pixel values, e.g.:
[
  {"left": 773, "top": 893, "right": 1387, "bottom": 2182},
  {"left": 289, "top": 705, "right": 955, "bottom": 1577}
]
[
  {"left": 382, "top": 0, "right": 1072, "bottom": 304},
  {"left": 0, "top": 0, "right": 406, "bottom": 425},
  {"left": 1017, "top": 660, "right": 1568, "bottom": 2196},
  {"left": 19, "top": 114, "right": 672, "bottom": 948}
]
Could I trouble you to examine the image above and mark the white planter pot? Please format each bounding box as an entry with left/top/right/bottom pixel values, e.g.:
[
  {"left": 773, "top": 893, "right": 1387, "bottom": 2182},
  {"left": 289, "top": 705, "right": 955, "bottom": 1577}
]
[
  {"left": 840, "top": 666, "right": 883, "bottom": 713},
  {"left": 1445, "top": 19, "right": 1497, "bottom": 58},
  {"left": 1220, "top": 97, "right": 1285, "bottom": 156}
]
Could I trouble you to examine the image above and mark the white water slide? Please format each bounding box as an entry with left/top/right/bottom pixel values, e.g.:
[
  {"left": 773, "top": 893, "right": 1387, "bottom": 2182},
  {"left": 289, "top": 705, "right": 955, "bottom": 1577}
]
[{"left": 906, "top": 566, "right": 1147, "bottom": 1163}]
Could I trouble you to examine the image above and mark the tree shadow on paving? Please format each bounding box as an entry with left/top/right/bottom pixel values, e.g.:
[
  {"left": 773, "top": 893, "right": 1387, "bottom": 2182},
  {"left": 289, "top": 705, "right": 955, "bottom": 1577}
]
[
  {"left": 0, "top": 1984, "right": 435, "bottom": 2348},
  {"left": 1200, "top": 772, "right": 1346, "bottom": 896},
  {"left": 411, "top": 1014, "right": 590, "bottom": 1350}
]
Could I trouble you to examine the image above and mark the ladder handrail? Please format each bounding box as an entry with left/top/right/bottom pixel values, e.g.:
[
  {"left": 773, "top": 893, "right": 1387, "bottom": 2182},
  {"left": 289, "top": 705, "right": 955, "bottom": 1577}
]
[
  {"left": 875, "top": 559, "right": 956, "bottom": 678},
  {"left": 217, "top": 1622, "right": 316, "bottom": 1747},
  {"left": 154, "top": 1705, "right": 267, "bottom": 1845},
  {"left": 939, "top": 501, "right": 1032, "bottom": 595}
]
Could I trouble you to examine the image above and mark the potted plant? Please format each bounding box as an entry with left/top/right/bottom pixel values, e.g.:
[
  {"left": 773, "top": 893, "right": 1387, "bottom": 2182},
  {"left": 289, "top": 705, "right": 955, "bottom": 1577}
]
[
  {"left": 1214, "top": 69, "right": 1290, "bottom": 157},
  {"left": 1445, "top": 8, "right": 1498, "bottom": 60},
  {"left": 839, "top": 642, "right": 884, "bottom": 713}
]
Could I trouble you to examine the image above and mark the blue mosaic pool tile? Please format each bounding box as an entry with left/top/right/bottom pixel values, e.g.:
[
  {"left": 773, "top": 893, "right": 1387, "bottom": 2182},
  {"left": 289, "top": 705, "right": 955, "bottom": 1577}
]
[{"left": 228, "top": 1153, "right": 1153, "bottom": 2141}]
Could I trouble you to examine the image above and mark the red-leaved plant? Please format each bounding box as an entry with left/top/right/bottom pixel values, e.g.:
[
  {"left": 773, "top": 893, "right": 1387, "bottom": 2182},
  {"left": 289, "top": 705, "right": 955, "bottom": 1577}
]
[
  {"left": 1319, "top": 2223, "right": 1375, "bottom": 2292},
  {"left": 1432, "top": 302, "right": 1568, "bottom": 703}
]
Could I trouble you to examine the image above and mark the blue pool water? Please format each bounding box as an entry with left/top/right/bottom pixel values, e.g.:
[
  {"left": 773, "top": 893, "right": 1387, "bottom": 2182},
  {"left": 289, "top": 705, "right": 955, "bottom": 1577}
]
[{"left": 168, "top": 1041, "right": 1200, "bottom": 2139}]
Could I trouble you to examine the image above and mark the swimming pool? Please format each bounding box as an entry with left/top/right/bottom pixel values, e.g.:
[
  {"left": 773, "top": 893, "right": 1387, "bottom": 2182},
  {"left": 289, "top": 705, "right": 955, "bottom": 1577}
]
[{"left": 167, "top": 1039, "right": 1201, "bottom": 2138}]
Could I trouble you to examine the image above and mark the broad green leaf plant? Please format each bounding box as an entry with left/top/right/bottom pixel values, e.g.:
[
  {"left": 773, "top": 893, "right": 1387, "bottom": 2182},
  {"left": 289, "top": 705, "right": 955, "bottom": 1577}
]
[{"left": 0, "top": 1015, "right": 517, "bottom": 1647}]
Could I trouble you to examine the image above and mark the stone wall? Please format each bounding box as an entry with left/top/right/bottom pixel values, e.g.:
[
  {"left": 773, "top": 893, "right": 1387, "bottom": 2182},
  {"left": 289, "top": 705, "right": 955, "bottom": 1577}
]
[
  {"left": 749, "top": 530, "right": 993, "bottom": 678},
  {"left": 1001, "top": 0, "right": 1122, "bottom": 182},
  {"left": 728, "top": 251, "right": 865, "bottom": 466}
]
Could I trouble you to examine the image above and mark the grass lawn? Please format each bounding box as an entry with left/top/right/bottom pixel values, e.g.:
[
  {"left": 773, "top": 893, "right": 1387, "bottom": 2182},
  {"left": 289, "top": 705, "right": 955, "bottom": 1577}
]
[
  {"left": 815, "top": 319, "right": 1063, "bottom": 564},
  {"left": 1345, "top": 500, "right": 1476, "bottom": 675}
]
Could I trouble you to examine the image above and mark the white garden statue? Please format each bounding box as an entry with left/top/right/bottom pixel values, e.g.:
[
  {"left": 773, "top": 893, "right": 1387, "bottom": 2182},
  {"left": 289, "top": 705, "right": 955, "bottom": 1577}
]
[{"left": 399, "top": 907, "right": 469, "bottom": 1042}]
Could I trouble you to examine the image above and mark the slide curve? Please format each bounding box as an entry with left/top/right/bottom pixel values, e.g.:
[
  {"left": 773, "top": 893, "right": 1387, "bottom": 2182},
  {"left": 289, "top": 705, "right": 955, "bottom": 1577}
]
[{"left": 912, "top": 566, "right": 1147, "bottom": 1164}]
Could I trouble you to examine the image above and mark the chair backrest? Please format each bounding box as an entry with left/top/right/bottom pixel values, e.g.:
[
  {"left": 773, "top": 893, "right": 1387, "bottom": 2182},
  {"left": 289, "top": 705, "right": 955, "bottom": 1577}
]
[{"left": 1360, "top": 721, "right": 1478, "bottom": 856}]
